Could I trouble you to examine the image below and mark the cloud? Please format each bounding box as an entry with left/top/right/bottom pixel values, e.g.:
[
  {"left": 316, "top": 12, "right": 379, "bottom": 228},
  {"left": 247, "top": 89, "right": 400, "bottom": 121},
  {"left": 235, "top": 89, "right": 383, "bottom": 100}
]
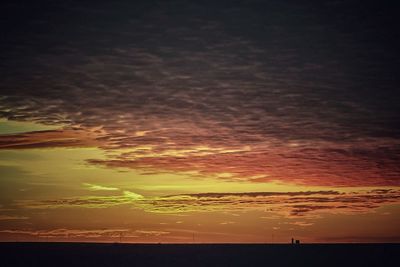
[
  {"left": 16, "top": 189, "right": 400, "bottom": 218},
  {"left": 0, "top": 1, "right": 399, "bottom": 187},
  {"left": 134, "top": 230, "right": 170, "bottom": 236},
  {"left": 0, "top": 129, "right": 104, "bottom": 149},
  {"left": 164, "top": 191, "right": 343, "bottom": 198},
  {"left": 136, "top": 190, "right": 400, "bottom": 217},
  {"left": 0, "top": 215, "right": 29, "bottom": 221},
  {"left": 18, "top": 190, "right": 143, "bottom": 209},
  {"left": 0, "top": 228, "right": 169, "bottom": 239},
  {"left": 83, "top": 183, "right": 119, "bottom": 191},
  {"left": 87, "top": 142, "right": 400, "bottom": 186},
  {"left": 287, "top": 221, "right": 314, "bottom": 227}
]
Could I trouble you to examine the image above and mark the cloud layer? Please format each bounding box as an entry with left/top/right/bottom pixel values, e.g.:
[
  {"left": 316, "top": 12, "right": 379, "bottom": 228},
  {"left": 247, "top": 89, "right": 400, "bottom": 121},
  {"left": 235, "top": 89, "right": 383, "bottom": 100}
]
[
  {"left": 0, "top": 0, "right": 399, "bottom": 186},
  {"left": 17, "top": 189, "right": 400, "bottom": 218},
  {"left": 0, "top": 228, "right": 168, "bottom": 239}
]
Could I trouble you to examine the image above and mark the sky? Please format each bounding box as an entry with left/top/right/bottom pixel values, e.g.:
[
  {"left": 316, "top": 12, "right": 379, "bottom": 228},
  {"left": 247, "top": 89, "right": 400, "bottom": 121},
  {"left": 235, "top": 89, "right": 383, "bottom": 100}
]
[{"left": 0, "top": 0, "right": 399, "bottom": 243}]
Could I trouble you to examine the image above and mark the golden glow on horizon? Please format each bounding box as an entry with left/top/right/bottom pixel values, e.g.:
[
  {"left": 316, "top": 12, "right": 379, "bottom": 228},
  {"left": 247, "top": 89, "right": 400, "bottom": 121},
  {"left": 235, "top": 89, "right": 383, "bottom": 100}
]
[{"left": 0, "top": 120, "right": 399, "bottom": 243}]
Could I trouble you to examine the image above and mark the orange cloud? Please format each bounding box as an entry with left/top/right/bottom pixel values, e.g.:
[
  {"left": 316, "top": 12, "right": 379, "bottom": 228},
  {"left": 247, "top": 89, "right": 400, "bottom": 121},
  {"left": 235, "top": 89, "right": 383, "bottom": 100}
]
[
  {"left": 16, "top": 189, "right": 400, "bottom": 218},
  {"left": 0, "top": 128, "right": 104, "bottom": 149},
  {"left": 0, "top": 228, "right": 169, "bottom": 239},
  {"left": 88, "top": 144, "right": 400, "bottom": 186},
  {"left": 0, "top": 124, "right": 399, "bottom": 187}
]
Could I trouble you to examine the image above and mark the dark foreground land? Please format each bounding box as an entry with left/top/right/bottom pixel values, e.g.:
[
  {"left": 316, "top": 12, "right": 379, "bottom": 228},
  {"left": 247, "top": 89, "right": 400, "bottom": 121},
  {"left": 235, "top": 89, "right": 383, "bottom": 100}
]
[{"left": 1, "top": 242, "right": 399, "bottom": 267}]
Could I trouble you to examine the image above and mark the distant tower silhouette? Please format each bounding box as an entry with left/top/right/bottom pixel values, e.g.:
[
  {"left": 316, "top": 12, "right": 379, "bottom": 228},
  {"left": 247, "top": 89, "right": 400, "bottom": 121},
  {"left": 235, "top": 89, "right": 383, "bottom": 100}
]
[{"left": 291, "top": 238, "right": 294, "bottom": 244}]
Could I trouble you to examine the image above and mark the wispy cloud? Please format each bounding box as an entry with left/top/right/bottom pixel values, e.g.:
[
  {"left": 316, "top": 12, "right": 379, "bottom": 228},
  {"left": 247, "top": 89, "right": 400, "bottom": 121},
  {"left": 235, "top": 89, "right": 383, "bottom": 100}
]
[
  {"left": 0, "top": 215, "right": 29, "bottom": 221},
  {"left": 18, "top": 190, "right": 143, "bottom": 209},
  {"left": 287, "top": 221, "right": 314, "bottom": 227},
  {"left": 16, "top": 189, "right": 400, "bottom": 218},
  {"left": 83, "top": 183, "right": 119, "bottom": 191},
  {"left": 134, "top": 230, "right": 170, "bottom": 236},
  {"left": 0, "top": 228, "right": 131, "bottom": 238},
  {"left": 136, "top": 189, "right": 400, "bottom": 217},
  {"left": 0, "top": 129, "right": 104, "bottom": 149},
  {"left": 0, "top": 228, "right": 169, "bottom": 239},
  {"left": 0, "top": 228, "right": 170, "bottom": 239}
]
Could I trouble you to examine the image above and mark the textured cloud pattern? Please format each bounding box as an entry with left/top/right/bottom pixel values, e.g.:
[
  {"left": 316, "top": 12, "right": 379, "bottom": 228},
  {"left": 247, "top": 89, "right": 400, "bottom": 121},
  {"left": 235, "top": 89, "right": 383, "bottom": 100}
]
[
  {"left": 1, "top": 0, "right": 399, "bottom": 186},
  {"left": 18, "top": 189, "right": 400, "bottom": 218}
]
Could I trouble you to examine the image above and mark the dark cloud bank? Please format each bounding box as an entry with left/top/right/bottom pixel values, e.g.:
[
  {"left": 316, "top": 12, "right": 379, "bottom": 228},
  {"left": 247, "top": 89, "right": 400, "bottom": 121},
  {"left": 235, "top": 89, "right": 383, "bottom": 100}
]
[{"left": 0, "top": 0, "right": 399, "bottom": 186}]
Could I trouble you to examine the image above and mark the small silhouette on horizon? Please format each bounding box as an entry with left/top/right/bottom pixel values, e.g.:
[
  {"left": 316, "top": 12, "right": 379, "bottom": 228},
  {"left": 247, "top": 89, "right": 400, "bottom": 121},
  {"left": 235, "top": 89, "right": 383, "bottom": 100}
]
[{"left": 291, "top": 237, "right": 300, "bottom": 244}]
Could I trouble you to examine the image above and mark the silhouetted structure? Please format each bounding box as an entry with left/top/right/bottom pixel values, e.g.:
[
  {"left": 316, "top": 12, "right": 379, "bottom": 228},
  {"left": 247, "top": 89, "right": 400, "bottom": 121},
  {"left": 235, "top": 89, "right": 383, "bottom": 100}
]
[{"left": 291, "top": 238, "right": 301, "bottom": 244}]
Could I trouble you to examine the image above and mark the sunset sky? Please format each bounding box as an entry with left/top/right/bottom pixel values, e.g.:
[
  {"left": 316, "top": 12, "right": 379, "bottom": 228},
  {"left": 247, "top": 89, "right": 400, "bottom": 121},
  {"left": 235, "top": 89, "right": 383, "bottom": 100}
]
[{"left": 0, "top": 0, "right": 399, "bottom": 243}]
